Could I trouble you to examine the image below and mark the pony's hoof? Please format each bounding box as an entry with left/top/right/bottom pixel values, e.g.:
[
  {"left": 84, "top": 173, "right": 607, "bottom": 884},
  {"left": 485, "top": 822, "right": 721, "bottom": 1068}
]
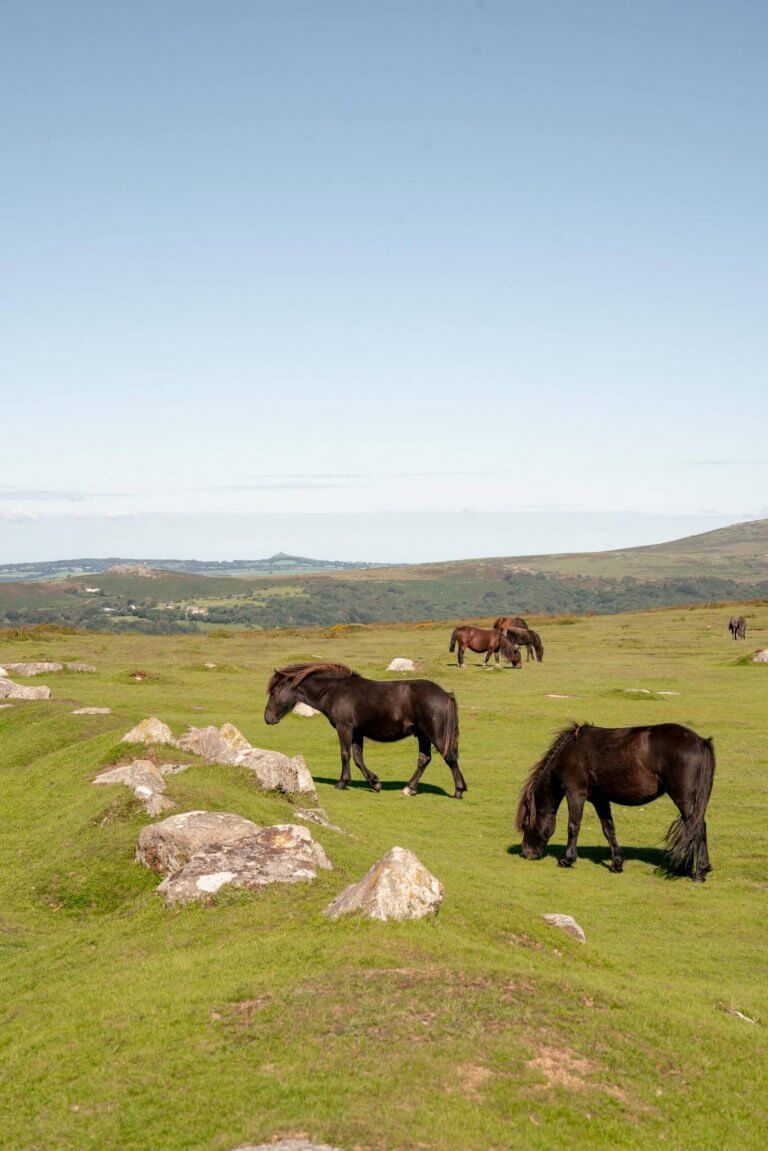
[
  {"left": 557, "top": 857, "right": 574, "bottom": 868},
  {"left": 371, "top": 780, "right": 382, "bottom": 793},
  {"left": 335, "top": 781, "right": 348, "bottom": 790},
  {"left": 401, "top": 786, "right": 416, "bottom": 797},
  {"left": 453, "top": 790, "right": 464, "bottom": 800},
  {"left": 609, "top": 863, "right": 623, "bottom": 873},
  {"left": 692, "top": 874, "right": 706, "bottom": 883}
]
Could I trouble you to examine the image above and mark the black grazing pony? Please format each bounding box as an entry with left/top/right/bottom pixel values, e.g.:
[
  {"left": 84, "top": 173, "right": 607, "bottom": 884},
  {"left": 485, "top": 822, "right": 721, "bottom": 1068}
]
[
  {"left": 501, "top": 625, "right": 544, "bottom": 662},
  {"left": 516, "top": 722, "right": 715, "bottom": 882},
  {"left": 448, "top": 626, "right": 522, "bottom": 668},
  {"left": 728, "top": 615, "right": 747, "bottom": 640},
  {"left": 265, "top": 662, "right": 467, "bottom": 798}
]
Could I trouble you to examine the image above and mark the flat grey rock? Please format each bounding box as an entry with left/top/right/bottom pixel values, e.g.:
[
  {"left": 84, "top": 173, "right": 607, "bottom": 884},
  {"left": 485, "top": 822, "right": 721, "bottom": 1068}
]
[
  {"left": 156, "top": 824, "right": 332, "bottom": 906},
  {"left": 66, "top": 662, "right": 97, "bottom": 672},
  {"left": 72, "top": 706, "right": 112, "bottom": 715},
  {"left": 136, "top": 810, "right": 261, "bottom": 877},
  {"left": 324, "top": 846, "right": 444, "bottom": 922},
  {"left": 5, "top": 661, "right": 63, "bottom": 676},
  {"left": 0, "top": 677, "right": 51, "bottom": 700},
  {"left": 236, "top": 748, "right": 317, "bottom": 798}
]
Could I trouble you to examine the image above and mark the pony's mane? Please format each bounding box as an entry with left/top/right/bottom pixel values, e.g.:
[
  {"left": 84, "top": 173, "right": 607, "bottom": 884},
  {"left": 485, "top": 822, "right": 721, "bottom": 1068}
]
[
  {"left": 515, "top": 722, "right": 591, "bottom": 831},
  {"left": 268, "top": 662, "right": 357, "bottom": 692}
]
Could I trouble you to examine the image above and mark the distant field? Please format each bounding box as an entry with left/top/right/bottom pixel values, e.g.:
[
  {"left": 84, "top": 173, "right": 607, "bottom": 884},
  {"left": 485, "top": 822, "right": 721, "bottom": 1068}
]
[{"left": 1, "top": 603, "right": 766, "bottom": 1150}]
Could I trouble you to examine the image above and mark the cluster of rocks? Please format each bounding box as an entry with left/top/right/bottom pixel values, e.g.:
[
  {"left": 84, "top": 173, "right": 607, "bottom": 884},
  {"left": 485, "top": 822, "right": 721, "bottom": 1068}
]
[
  {"left": 121, "top": 717, "right": 317, "bottom": 798},
  {"left": 132, "top": 807, "right": 443, "bottom": 921},
  {"left": 0, "top": 659, "right": 97, "bottom": 703}
]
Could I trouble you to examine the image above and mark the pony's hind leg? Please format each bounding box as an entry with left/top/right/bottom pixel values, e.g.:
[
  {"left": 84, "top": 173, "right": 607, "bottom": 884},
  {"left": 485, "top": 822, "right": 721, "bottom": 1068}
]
[
  {"left": 445, "top": 750, "right": 467, "bottom": 799},
  {"left": 403, "top": 734, "right": 431, "bottom": 796},
  {"left": 558, "top": 791, "right": 585, "bottom": 867},
  {"left": 352, "top": 734, "right": 381, "bottom": 793},
  {"left": 592, "top": 796, "right": 624, "bottom": 872}
]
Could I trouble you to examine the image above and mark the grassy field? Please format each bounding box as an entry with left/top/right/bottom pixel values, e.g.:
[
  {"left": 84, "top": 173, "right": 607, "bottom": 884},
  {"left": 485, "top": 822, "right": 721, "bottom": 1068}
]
[{"left": 1, "top": 604, "right": 766, "bottom": 1151}]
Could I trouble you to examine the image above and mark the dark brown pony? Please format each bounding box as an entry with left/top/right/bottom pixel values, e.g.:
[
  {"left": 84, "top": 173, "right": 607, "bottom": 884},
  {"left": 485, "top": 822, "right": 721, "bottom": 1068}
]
[
  {"left": 516, "top": 722, "right": 715, "bottom": 882},
  {"left": 448, "top": 626, "right": 522, "bottom": 668},
  {"left": 728, "top": 615, "right": 747, "bottom": 640},
  {"left": 493, "top": 615, "right": 528, "bottom": 631},
  {"left": 265, "top": 662, "right": 466, "bottom": 797},
  {"left": 501, "top": 625, "right": 544, "bottom": 662}
]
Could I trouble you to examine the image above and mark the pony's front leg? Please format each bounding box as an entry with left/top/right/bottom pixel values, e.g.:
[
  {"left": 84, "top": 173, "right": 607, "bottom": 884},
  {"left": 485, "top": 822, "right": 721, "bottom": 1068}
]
[
  {"left": 457, "top": 644, "right": 465, "bottom": 667},
  {"left": 558, "top": 792, "right": 585, "bottom": 867},
  {"left": 352, "top": 735, "right": 381, "bottom": 793},
  {"left": 335, "top": 728, "right": 353, "bottom": 789},
  {"left": 592, "top": 796, "right": 624, "bottom": 872}
]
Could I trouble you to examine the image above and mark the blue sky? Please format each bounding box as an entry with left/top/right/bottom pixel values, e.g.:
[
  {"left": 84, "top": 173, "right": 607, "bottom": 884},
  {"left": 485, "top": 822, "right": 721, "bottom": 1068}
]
[{"left": 2, "top": 1, "right": 767, "bottom": 562}]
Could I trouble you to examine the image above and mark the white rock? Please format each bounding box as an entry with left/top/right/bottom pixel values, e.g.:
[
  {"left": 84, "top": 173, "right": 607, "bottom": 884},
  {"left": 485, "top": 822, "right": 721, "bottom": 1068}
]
[
  {"left": 155, "top": 824, "right": 332, "bottom": 907},
  {"left": 236, "top": 747, "right": 317, "bottom": 798},
  {"left": 0, "top": 666, "right": 7, "bottom": 677},
  {"left": 72, "top": 707, "right": 112, "bottom": 715},
  {"left": 5, "top": 661, "right": 63, "bottom": 676},
  {"left": 121, "top": 717, "right": 178, "bottom": 745},
  {"left": 324, "top": 846, "right": 444, "bottom": 922},
  {"left": 0, "top": 678, "right": 51, "bottom": 701},
  {"left": 387, "top": 658, "right": 416, "bottom": 672},
  {"left": 542, "top": 913, "right": 586, "bottom": 943},
  {"left": 93, "top": 759, "right": 176, "bottom": 816},
  {"left": 203, "top": 661, "right": 217, "bottom": 669},
  {"left": 292, "top": 702, "right": 320, "bottom": 717},
  {"left": 66, "top": 662, "right": 97, "bottom": 672},
  {"left": 546, "top": 694, "right": 572, "bottom": 699},
  {"left": 234, "top": 1142, "right": 340, "bottom": 1151},
  {"left": 136, "top": 810, "right": 262, "bottom": 877},
  {"left": 753, "top": 650, "right": 768, "bottom": 664}
]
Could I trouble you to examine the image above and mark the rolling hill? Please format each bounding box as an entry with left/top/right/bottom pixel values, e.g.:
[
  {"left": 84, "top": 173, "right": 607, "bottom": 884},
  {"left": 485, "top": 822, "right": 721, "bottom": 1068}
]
[{"left": 1, "top": 519, "right": 766, "bottom": 634}]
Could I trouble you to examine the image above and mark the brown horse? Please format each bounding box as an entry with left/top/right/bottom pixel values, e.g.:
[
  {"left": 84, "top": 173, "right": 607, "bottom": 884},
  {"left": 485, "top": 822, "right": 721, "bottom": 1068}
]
[
  {"left": 516, "top": 722, "right": 715, "bottom": 881},
  {"left": 449, "top": 626, "right": 522, "bottom": 668},
  {"left": 501, "top": 625, "right": 544, "bottom": 662},
  {"left": 728, "top": 615, "right": 747, "bottom": 640},
  {"left": 493, "top": 615, "right": 528, "bottom": 632},
  {"left": 264, "top": 662, "right": 466, "bottom": 797}
]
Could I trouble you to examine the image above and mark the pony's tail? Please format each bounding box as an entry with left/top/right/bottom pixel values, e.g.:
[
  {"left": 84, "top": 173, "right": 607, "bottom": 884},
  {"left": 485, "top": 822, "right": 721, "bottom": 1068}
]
[
  {"left": 449, "top": 629, "right": 458, "bottom": 653},
  {"left": 531, "top": 630, "right": 544, "bottom": 662},
  {"left": 436, "top": 692, "right": 459, "bottom": 759},
  {"left": 665, "top": 738, "right": 715, "bottom": 875}
]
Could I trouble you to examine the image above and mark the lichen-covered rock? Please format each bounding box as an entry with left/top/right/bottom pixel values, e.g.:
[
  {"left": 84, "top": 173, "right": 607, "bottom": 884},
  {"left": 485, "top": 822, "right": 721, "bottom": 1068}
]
[
  {"left": 5, "top": 661, "right": 63, "bottom": 676},
  {"left": 386, "top": 657, "right": 416, "bottom": 672},
  {"left": 324, "top": 846, "right": 444, "bottom": 922},
  {"left": 156, "top": 824, "right": 332, "bottom": 906},
  {"left": 72, "top": 706, "right": 112, "bottom": 715},
  {"left": 136, "top": 810, "right": 261, "bottom": 877},
  {"left": 66, "top": 662, "right": 97, "bottom": 672},
  {"left": 753, "top": 650, "right": 768, "bottom": 663},
  {"left": 177, "top": 722, "right": 251, "bottom": 763},
  {"left": 542, "top": 913, "right": 586, "bottom": 942},
  {"left": 0, "top": 678, "right": 52, "bottom": 700},
  {"left": 93, "top": 760, "right": 176, "bottom": 815},
  {"left": 236, "top": 748, "right": 317, "bottom": 798},
  {"left": 121, "top": 717, "right": 178, "bottom": 745}
]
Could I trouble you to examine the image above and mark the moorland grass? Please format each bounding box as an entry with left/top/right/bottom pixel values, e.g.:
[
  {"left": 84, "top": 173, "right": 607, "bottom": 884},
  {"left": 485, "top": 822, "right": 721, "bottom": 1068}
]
[{"left": 1, "top": 604, "right": 766, "bottom": 1151}]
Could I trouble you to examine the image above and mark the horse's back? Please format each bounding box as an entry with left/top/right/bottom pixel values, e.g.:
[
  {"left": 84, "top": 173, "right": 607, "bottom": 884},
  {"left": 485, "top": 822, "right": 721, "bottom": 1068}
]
[{"left": 561, "top": 723, "right": 707, "bottom": 806}]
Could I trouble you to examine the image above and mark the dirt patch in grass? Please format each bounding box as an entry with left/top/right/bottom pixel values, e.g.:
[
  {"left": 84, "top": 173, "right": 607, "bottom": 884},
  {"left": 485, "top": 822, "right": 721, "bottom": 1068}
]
[{"left": 526, "top": 1038, "right": 648, "bottom": 1112}]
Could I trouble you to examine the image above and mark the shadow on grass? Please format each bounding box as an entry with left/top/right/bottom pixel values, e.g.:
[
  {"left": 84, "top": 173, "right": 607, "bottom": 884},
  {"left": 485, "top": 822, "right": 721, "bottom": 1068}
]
[
  {"left": 313, "top": 775, "right": 450, "bottom": 797},
  {"left": 505, "top": 842, "right": 670, "bottom": 870}
]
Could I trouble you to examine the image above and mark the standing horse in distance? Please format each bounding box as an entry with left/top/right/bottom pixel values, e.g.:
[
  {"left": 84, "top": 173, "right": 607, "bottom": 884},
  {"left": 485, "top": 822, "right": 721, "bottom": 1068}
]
[
  {"left": 265, "top": 662, "right": 467, "bottom": 798},
  {"left": 448, "top": 626, "right": 522, "bottom": 668},
  {"left": 493, "top": 615, "right": 528, "bottom": 632},
  {"left": 516, "top": 722, "right": 715, "bottom": 882},
  {"left": 728, "top": 614, "right": 747, "bottom": 640},
  {"left": 500, "top": 624, "right": 544, "bottom": 662}
]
